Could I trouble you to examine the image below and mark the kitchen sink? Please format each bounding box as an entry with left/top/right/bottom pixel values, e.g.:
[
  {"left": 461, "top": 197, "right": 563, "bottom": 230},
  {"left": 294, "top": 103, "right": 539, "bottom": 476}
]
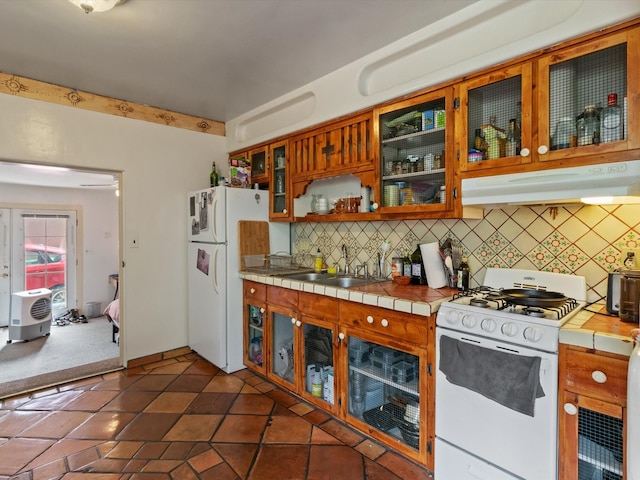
[{"left": 277, "top": 271, "right": 386, "bottom": 288}]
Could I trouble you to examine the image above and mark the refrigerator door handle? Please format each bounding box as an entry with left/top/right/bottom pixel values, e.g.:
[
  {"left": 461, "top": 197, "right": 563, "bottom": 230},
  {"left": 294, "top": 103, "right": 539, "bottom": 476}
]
[
  {"left": 212, "top": 246, "right": 220, "bottom": 295},
  {"left": 211, "top": 189, "right": 221, "bottom": 243}
]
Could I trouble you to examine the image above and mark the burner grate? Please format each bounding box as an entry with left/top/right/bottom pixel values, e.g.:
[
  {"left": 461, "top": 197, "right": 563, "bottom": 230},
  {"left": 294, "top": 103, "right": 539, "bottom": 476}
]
[{"left": 452, "top": 286, "right": 580, "bottom": 319}]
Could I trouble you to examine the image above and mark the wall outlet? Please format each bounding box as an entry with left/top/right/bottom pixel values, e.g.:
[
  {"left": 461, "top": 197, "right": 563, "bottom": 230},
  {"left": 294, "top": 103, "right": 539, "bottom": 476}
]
[{"left": 621, "top": 248, "right": 640, "bottom": 268}]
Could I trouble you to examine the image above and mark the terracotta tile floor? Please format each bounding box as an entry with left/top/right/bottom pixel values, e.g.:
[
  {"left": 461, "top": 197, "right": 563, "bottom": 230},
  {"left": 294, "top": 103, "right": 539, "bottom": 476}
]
[{"left": 0, "top": 353, "right": 434, "bottom": 479}]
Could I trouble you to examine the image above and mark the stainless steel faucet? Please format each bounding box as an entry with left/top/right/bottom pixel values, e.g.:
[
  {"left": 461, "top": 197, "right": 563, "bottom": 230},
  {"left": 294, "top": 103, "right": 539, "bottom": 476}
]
[{"left": 339, "top": 244, "right": 350, "bottom": 275}]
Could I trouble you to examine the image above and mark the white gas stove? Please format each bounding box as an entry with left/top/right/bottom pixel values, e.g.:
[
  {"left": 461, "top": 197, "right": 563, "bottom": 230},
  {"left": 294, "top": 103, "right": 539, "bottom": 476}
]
[
  {"left": 437, "top": 268, "right": 587, "bottom": 353},
  {"left": 435, "top": 268, "right": 588, "bottom": 479}
]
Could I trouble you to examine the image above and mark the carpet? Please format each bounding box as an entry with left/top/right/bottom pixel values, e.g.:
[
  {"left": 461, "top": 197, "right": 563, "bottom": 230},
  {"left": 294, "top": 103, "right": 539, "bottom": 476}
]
[{"left": 0, "top": 315, "right": 121, "bottom": 399}]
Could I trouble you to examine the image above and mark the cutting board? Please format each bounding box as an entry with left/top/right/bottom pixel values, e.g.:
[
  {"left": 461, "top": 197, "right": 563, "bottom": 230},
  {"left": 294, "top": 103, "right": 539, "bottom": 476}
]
[{"left": 238, "top": 220, "right": 270, "bottom": 270}]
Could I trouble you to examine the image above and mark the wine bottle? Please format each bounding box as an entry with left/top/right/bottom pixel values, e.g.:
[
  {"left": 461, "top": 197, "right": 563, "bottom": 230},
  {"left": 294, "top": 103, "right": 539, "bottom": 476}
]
[
  {"left": 457, "top": 257, "right": 470, "bottom": 291},
  {"left": 210, "top": 161, "right": 219, "bottom": 187},
  {"left": 410, "top": 245, "right": 427, "bottom": 285}
]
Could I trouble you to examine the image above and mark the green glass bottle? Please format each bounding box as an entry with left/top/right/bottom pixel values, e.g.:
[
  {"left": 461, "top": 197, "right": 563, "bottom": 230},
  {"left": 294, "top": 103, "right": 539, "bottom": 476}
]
[
  {"left": 410, "top": 245, "right": 427, "bottom": 285},
  {"left": 210, "top": 161, "right": 219, "bottom": 187}
]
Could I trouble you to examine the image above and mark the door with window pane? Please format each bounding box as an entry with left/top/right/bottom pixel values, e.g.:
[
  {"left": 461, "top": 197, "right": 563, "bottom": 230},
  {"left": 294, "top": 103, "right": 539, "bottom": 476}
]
[{"left": 11, "top": 210, "right": 77, "bottom": 313}]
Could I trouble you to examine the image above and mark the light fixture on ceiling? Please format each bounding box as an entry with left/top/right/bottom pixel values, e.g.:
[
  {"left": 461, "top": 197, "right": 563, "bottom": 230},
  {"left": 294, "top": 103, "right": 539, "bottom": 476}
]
[{"left": 68, "top": 0, "right": 126, "bottom": 14}]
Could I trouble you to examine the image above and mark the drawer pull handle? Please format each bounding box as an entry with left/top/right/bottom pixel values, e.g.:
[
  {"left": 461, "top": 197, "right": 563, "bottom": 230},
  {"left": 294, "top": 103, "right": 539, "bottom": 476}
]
[
  {"left": 591, "top": 370, "right": 607, "bottom": 383},
  {"left": 367, "top": 315, "right": 374, "bottom": 324},
  {"left": 564, "top": 403, "right": 578, "bottom": 415},
  {"left": 250, "top": 288, "right": 256, "bottom": 294},
  {"left": 381, "top": 319, "right": 389, "bottom": 328}
]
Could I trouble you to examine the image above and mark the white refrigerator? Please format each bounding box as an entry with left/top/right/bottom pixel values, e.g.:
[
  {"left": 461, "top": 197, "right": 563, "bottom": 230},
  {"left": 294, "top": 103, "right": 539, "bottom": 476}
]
[{"left": 187, "top": 186, "right": 290, "bottom": 373}]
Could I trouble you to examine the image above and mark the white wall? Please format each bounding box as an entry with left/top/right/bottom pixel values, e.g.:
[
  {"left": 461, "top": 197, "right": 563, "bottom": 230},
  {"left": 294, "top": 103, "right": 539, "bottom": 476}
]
[
  {"left": 0, "top": 184, "right": 119, "bottom": 312},
  {"left": 225, "top": 0, "right": 640, "bottom": 152},
  {"left": 0, "top": 93, "right": 226, "bottom": 364}
]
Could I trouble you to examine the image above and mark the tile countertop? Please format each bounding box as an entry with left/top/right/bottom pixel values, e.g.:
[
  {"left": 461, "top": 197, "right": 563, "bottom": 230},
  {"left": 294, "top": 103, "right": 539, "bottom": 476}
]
[
  {"left": 560, "top": 304, "right": 638, "bottom": 357},
  {"left": 239, "top": 272, "right": 458, "bottom": 317}
]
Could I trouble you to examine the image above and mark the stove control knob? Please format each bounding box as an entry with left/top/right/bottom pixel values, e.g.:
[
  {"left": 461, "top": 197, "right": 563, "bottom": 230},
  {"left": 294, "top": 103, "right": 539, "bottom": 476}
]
[
  {"left": 481, "top": 318, "right": 497, "bottom": 333},
  {"left": 501, "top": 322, "right": 518, "bottom": 337},
  {"left": 461, "top": 314, "right": 477, "bottom": 329},
  {"left": 443, "top": 310, "right": 459, "bottom": 326},
  {"left": 523, "top": 326, "right": 542, "bottom": 342}
]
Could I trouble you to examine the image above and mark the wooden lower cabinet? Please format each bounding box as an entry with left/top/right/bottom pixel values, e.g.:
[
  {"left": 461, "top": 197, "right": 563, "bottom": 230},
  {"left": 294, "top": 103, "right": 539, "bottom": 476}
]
[
  {"left": 558, "top": 344, "right": 628, "bottom": 479},
  {"left": 242, "top": 281, "right": 435, "bottom": 470}
]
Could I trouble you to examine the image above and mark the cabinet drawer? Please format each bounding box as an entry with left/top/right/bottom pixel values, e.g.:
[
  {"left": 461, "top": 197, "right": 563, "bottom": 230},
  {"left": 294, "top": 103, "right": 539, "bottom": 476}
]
[
  {"left": 299, "top": 292, "right": 338, "bottom": 323},
  {"left": 244, "top": 281, "right": 266, "bottom": 302},
  {"left": 339, "top": 301, "right": 428, "bottom": 346},
  {"left": 267, "top": 285, "right": 298, "bottom": 309},
  {"left": 563, "top": 349, "right": 628, "bottom": 405}
]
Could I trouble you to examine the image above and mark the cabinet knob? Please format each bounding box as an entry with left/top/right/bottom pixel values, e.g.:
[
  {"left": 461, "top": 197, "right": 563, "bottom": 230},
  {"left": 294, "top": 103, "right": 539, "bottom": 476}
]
[
  {"left": 296, "top": 320, "right": 301, "bottom": 327},
  {"left": 291, "top": 317, "right": 296, "bottom": 324},
  {"left": 381, "top": 318, "right": 389, "bottom": 327},
  {"left": 250, "top": 288, "right": 256, "bottom": 294},
  {"left": 537, "top": 145, "right": 549, "bottom": 155},
  {"left": 260, "top": 307, "right": 265, "bottom": 313},
  {"left": 591, "top": 370, "right": 607, "bottom": 383},
  {"left": 366, "top": 315, "right": 374, "bottom": 324},
  {"left": 338, "top": 332, "right": 345, "bottom": 340},
  {"left": 520, "top": 147, "right": 530, "bottom": 157},
  {"left": 563, "top": 403, "right": 578, "bottom": 415},
  {"left": 283, "top": 208, "right": 287, "bottom": 214}
]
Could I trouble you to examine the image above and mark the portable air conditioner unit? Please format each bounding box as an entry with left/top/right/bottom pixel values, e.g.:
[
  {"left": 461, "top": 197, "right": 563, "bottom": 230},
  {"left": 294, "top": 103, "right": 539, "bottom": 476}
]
[{"left": 8, "top": 288, "right": 53, "bottom": 343}]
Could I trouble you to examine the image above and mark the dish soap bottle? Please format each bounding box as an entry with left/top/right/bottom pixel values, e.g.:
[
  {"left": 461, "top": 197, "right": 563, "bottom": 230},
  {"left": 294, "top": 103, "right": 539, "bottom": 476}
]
[
  {"left": 210, "top": 161, "right": 219, "bottom": 187},
  {"left": 457, "top": 257, "right": 470, "bottom": 291},
  {"left": 314, "top": 248, "right": 323, "bottom": 272}
]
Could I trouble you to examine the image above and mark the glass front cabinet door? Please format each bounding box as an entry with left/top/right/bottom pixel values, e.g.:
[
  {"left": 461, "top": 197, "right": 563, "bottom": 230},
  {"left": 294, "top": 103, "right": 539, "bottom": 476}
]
[
  {"left": 269, "top": 140, "right": 292, "bottom": 221},
  {"left": 344, "top": 332, "right": 429, "bottom": 465},
  {"left": 376, "top": 88, "right": 456, "bottom": 215},
  {"left": 457, "top": 63, "right": 533, "bottom": 172},
  {"left": 269, "top": 305, "right": 297, "bottom": 390},
  {"left": 537, "top": 27, "right": 639, "bottom": 163},
  {"left": 249, "top": 146, "right": 268, "bottom": 184},
  {"left": 243, "top": 281, "right": 267, "bottom": 375}
]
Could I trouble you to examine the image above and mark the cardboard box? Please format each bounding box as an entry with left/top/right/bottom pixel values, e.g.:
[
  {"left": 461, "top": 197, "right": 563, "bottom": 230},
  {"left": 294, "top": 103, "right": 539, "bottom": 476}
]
[
  {"left": 228, "top": 156, "right": 251, "bottom": 187},
  {"left": 422, "top": 110, "right": 434, "bottom": 130}
]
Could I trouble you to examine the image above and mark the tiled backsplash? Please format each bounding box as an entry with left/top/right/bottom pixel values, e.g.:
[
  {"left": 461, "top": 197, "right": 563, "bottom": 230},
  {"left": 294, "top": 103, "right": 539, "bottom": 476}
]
[{"left": 293, "top": 204, "right": 640, "bottom": 303}]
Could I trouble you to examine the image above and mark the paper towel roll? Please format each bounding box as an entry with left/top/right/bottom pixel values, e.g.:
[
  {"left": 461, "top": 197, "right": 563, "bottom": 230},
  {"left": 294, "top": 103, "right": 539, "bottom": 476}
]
[
  {"left": 360, "top": 186, "right": 370, "bottom": 213},
  {"left": 420, "top": 242, "right": 447, "bottom": 288}
]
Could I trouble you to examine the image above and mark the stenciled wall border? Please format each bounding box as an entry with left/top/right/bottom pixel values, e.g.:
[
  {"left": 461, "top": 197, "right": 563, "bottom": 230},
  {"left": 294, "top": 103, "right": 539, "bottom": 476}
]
[{"left": 0, "top": 71, "right": 225, "bottom": 137}]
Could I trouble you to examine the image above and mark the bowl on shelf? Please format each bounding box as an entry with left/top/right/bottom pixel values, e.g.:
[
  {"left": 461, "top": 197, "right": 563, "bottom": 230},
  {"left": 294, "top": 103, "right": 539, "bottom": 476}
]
[{"left": 393, "top": 276, "right": 411, "bottom": 286}]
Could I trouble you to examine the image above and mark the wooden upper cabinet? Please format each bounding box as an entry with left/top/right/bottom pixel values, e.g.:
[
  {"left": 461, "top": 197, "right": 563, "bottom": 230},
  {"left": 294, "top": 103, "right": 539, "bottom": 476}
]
[
  {"left": 268, "top": 139, "right": 292, "bottom": 221},
  {"left": 290, "top": 111, "right": 376, "bottom": 197},
  {"left": 457, "top": 62, "right": 533, "bottom": 174},
  {"left": 375, "top": 87, "right": 458, "bottom": 218},
  {"left": 537, "top": 27, "right": 640, "bottom": 163},
  {"left": 460, "top": 22, "right": 640, "bottom": 177},
  {"left": 248, "top": 145, "right": 268, "bottom": 184}
]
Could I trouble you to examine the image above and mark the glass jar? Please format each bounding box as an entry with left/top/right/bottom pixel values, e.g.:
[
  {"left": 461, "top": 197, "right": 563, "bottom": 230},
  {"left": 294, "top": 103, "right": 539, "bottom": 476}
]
[
  {"left": 576, "top": 105, "right": 600, "bottom": 146},
  {"left": 310, "top": 194, "right": 322, "bottom": 213}
]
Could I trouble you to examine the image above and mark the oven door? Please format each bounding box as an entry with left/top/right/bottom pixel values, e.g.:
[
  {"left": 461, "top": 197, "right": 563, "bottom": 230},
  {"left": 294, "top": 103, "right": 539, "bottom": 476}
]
[{"left": 435, "top": 327, "right": 558, "bottom": 480}]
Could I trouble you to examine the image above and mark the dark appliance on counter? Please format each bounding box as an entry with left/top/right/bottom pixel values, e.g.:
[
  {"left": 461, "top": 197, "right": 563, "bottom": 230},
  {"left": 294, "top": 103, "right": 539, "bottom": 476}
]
[{"left": 607, "top": 272, "right": 621, "bottom": 315}]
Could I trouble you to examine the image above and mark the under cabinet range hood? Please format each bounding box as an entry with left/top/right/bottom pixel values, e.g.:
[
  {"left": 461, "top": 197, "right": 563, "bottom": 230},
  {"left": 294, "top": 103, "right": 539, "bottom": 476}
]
[{"left": 461, "top": 160, "right": 640, "bottom": 208}]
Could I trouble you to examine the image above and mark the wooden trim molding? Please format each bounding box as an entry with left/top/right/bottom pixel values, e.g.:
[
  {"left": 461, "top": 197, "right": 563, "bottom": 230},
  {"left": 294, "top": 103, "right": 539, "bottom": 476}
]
[{"left": 0, "top": 71, "right": 225, "bottom": 137}]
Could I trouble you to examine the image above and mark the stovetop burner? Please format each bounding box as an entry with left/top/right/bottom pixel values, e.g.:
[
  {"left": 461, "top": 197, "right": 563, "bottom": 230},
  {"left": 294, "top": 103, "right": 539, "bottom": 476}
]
[{"left": 451, "top": 286, "right": 580, "bottom": 321}]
